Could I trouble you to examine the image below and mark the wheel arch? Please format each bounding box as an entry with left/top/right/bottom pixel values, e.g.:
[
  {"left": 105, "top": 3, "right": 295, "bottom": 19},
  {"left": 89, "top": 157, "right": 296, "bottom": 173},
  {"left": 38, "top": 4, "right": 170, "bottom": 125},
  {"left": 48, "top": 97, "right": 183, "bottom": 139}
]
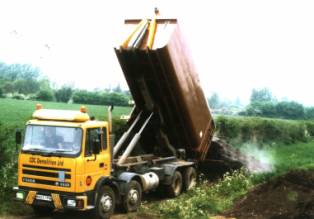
[
  {"left": 161, "top": 161, "right": 195, "bottom": 185},
  {"left": 95, "top": 177, "right": 121, "bottom": 205},
  {"left": 118, "top": 172, "right": 144, "bottom": 191}
]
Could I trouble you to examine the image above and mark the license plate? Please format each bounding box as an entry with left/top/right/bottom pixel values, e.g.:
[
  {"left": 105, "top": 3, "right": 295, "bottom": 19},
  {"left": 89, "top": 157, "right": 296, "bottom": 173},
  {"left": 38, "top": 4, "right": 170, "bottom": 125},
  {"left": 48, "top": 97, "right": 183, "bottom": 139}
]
[{"left": 36, "top": 194, "right": 52, "bottom": 202}]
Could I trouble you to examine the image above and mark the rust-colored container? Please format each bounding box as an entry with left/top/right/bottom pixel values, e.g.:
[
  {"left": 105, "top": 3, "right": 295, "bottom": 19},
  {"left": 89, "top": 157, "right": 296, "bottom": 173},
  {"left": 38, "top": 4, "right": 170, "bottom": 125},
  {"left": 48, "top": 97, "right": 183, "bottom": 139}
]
[{"left": 115, "top": 18, "right": 214, "bottom": 161}]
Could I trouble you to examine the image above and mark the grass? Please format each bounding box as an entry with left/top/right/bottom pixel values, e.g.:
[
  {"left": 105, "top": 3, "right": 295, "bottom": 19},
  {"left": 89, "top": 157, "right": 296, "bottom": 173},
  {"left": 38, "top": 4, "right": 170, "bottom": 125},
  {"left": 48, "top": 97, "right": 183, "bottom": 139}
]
[
  {"left": 141, "top": 170, "right": 253, "bottom": 219},
  {"left": 0, "top": 98, "right": 131, "bottom": 128},
  {"left": 144, "top": 140, "right": 314, "bottom": 218},
  {"left": 1, "top": 98, "right": 314, "bottom": 217},
  {"left": 268, "top": 140, "right": 314, "bottom": 173}
]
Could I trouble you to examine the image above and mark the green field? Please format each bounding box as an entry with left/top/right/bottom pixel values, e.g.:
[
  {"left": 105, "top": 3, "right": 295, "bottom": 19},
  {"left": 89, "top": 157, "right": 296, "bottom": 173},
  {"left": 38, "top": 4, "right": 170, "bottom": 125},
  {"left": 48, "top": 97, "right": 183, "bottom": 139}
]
[
  {"left": 0, "top": 98, "right": 132, "bottom": 128},
  {"left": 1, "top": 98, "right": 314, "bottom": 217}
]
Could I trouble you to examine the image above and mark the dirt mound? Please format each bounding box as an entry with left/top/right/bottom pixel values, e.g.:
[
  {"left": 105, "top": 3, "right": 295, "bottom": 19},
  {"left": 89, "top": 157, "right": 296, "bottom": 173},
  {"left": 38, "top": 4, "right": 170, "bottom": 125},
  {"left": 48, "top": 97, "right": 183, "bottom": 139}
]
[
  {"left": 225, "top": 170, "right": 314, "bottom": 219},
  {"left": 200, "top": 137, "right": 267, "bottom": 179}
]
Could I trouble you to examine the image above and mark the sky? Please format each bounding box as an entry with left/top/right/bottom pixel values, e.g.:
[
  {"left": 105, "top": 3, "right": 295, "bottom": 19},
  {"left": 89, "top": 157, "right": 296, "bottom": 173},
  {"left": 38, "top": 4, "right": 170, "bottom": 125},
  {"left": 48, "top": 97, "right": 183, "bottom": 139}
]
[{"left": 0, "top": 0, "right": 314, "bottom": 105}]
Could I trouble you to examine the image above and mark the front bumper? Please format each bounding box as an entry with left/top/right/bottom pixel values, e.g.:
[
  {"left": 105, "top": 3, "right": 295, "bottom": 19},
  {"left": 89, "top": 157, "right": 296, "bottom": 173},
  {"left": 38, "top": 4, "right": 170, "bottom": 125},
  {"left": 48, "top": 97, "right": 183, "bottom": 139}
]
[{"left": 13, "top": 187, "right": 93, "bottom": 211}]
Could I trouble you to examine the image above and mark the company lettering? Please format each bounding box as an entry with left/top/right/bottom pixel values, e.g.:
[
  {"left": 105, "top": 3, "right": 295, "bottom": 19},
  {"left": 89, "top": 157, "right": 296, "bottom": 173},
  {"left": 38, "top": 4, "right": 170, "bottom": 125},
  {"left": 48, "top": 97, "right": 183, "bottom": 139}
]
[{"left": 29, "top": 157, "right": 64, "bottom": 166}]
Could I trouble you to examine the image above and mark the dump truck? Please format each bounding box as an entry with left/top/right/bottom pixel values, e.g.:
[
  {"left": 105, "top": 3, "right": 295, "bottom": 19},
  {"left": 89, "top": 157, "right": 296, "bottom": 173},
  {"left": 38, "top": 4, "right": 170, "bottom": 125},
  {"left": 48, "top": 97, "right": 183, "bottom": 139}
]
[{"left": 13, "top": 13, "right": 215, "bottom": 219}]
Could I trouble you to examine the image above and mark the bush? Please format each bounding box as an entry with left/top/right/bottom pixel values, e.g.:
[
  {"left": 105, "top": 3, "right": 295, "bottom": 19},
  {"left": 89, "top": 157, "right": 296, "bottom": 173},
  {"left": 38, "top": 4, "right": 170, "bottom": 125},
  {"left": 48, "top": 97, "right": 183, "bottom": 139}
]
[
  {"left": 215, "top": 116, "right": 308, "bottom": 146},
  {"left": 305, "top": 107, "right": 314, "bottom": 120},
  {"left": 0, "top": 124, "right": 17, "bottom": 200},
  {"left": 12, "top": 93, "right": 26, "bottom": 100},
  {"left": 36, "top": 89, "right": 54, "bottom": 101},
  {"left": 143, "top": 169, "right": 253, "bottom": 219},
  {"left": 305, "top": 121, "right": 314, "bottom": 137},
  {"left": 241, "top": 101, "right": 305, "bottom": 120},
  {"left": 55, "top": 86, "right": 73, "bottom": 103},
  {"left": 73, "top": 90, "right": 129, "bottom": 106},
  {"left": 276, "top": 101, "right": 304, "bottom": 120}
]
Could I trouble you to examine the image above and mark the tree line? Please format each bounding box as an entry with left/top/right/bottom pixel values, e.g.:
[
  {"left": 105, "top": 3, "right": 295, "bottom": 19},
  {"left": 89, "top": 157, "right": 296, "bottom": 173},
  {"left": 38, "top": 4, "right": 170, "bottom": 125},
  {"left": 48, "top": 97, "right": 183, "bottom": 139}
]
[
  {"left": 240, "top": 88, "right": 314, "bottom": 120},
  {"left": 0, "top": 62, "right": 131, "bottom": 106},
  {"left": 208, "top": 88, "right": 314, "bottom": 120}
]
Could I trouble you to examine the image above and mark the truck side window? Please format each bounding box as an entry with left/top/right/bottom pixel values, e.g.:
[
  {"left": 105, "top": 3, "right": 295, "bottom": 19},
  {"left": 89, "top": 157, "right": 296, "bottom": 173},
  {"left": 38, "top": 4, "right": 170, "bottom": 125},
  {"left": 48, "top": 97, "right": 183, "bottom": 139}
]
[
  {"left": 102, "top": 127, "right": 107, "bottom": 150},
  {"left": 85, "top": 128, "right": 102, "bottom": 157}
]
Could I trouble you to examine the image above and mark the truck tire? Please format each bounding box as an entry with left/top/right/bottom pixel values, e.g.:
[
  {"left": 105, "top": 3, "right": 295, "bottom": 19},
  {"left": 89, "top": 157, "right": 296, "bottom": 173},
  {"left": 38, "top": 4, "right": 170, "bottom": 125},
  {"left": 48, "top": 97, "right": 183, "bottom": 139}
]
[
  {"left": 167, "top": 171, "right": 183, "bottom": 197},
  {"left": 94, "top": 185, "right": 116, "bottom": 219},
  {"left": 122, "top": 180, "right": 142, "bottom": 212},
  {"left": 184, "top": 167, "right": 197, "bottom": 191},
  {"left": 32, "top": 205, "right": 54, "bottom": 216}
]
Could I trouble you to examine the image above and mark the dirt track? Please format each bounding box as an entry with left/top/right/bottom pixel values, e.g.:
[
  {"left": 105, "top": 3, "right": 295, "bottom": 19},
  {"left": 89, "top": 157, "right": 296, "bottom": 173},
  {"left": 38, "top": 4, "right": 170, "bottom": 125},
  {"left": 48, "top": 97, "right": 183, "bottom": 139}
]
[{"left": 0, "top": 211, "right": 151, "bottom": 219}]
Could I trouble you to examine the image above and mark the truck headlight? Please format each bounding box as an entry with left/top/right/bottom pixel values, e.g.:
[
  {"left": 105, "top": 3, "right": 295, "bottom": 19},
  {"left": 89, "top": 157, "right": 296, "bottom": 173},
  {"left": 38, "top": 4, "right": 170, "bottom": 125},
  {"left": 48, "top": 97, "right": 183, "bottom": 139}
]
[
  {"left": 16, "top": 191, "right": 25, "bottom": 200},
  {"left": 67, "top": 199, "right": 76, "bottom": 207}
]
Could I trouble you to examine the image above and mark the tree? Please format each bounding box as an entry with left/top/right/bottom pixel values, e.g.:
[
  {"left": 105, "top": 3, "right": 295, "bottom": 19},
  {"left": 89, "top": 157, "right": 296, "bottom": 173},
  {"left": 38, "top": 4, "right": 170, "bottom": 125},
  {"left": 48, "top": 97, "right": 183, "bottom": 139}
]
[
  {"left": 36, "top": 89, "right": 54, "bottom": 101},
  {"left": 0, "top": 62, "right": 41, "bottom": 95},
  {"left": 109, "top": 92, "right": 129, "bottom": 106},
  {"left": 250, "top": 88, "right": 274, "bottom": 103},
  {"left": 276, "top": 101, "right": 305, "bottom": 120},
  {"left": 305, "top": 107, "right": 314, "bottom": 120},
  {"left": 14, "top": 79, "right": 40, "bottom": 94},
  {"left": 55, "top": 86, "right": 73, "bottom": 103},
  {"left": 1, "top": 82, "right": 14, "bottom": 94},
  {"left": 208, "top": 93, "right": 220, "bottom": 109}
]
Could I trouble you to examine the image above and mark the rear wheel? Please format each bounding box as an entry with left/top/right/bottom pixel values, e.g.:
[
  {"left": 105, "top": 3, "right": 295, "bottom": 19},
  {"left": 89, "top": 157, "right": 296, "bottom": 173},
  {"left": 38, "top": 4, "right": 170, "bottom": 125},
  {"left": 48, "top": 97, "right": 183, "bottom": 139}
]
[
  {"left": 32, "top": 205, "right": 54, "bottom": 216},
  {"left": 184, "top": 167, "right": 197, "bottom": 191},
  {"left": 122, "top": 180, "right": 142, "bottom": 212},
  {"left": 94, "top": 185, "right": 115, "bottom": 219},
  {"left": 167, "top": 171, "right": 183, "bottom": 197}
]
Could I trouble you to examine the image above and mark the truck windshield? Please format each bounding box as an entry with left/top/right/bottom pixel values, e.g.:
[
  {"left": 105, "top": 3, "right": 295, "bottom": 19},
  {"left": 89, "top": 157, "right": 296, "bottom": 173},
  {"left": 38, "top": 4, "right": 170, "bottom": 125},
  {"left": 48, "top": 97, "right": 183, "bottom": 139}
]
[{"left": 22, "top": 125, "right": 82, "bottom": 156}]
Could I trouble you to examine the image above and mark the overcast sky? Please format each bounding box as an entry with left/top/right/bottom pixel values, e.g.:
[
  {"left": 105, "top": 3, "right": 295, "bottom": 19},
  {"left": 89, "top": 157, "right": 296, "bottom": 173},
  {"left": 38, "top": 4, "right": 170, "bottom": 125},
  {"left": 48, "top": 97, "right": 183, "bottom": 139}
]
[{"left": 0, "top": 0, "right": 314, "bottom": 105}]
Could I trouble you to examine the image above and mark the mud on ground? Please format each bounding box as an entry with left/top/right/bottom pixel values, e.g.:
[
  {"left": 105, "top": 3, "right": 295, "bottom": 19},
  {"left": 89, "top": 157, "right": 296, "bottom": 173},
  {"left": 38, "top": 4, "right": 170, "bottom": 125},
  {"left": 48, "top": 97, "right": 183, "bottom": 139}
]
[{"left": 225, "top": 170, "right": 314, "bottom": 219}]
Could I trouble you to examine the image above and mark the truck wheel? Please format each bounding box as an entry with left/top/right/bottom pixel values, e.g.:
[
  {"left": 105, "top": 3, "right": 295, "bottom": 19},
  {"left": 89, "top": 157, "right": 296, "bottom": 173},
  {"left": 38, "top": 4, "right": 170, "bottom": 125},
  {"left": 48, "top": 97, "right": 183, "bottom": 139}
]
[
  {"left": 122, "top": 180, "right": 142, "bottom": 212},
  {"left": 184, "top": 167, "right": 197, "bottom": 191},
  {"left": 94, "top": 185, "right": 115, "bottom": 219},
  {"left": 32, "top": 205, "right": 54, "bottom": 216},
  {"left": 167, "top": 171, "right": 183, "bottom": 197}
]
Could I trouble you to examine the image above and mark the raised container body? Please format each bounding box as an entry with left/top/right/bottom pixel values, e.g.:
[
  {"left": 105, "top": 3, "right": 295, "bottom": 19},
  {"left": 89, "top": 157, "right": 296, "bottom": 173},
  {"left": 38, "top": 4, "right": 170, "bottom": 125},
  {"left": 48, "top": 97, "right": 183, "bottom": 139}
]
[{"left": 115, "top": 18, "right": 214, "bottom": 161}]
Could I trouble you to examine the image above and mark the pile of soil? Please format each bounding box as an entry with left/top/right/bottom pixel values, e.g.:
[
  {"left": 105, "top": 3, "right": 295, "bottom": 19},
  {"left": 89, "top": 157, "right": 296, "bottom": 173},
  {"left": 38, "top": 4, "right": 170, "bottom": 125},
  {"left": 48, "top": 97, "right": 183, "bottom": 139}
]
[
  {"left": 225, "top": 170, "right": 314, "bottom": 219},
  {"left": 200, "top": 137, "right": 266, "bottom": 179}
]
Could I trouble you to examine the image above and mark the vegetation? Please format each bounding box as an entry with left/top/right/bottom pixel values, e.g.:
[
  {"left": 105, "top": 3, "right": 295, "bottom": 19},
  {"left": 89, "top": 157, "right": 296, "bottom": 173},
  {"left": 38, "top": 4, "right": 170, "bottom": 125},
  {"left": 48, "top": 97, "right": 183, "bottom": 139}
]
[
  {"left": 0, "top": 61, "right": 132, "bottom": 106},
  {"left": 143, "top": 139, "right": 314, "bottom": 219},
  {"left": 0, "top": 98, "right": 130, "bottom": 128},
  {"left": 215, "top": 116, "right": 313, "bottom": 146},
  {"left": 72, "top": 90, "right": 130, "bottom": 106},
  {"left": 142, "top": 169, "right": 253, "bottom": 219},
  {"left": 0, "top": 83, "right": 313, "bottom": 218},
  {"left": 239, "top": 88, "right": 314, "bottom": 120},
  {"left": 0, "top": 62, "right": 41, "bottom": 95},
  {"left": 55, "top": 86, "right": 73, "bottom": 103}
]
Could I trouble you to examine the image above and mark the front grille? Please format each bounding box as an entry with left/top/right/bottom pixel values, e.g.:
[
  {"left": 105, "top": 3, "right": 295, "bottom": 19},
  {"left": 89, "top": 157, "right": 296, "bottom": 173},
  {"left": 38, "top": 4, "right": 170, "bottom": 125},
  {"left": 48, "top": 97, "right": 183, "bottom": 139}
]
[
  {"left": 22, "top": 177, "right": 71, "bottom": 187},
  {"left": 22, "top": 169, "right": 71, "bottom": 179},
  {"left": 22, "top": 164, "right": 72, "bottom": 188}
]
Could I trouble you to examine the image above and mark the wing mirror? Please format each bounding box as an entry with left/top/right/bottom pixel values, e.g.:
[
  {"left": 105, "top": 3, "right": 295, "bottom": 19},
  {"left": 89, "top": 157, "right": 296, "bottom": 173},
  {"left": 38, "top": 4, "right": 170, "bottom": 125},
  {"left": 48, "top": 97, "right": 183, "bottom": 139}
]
[{"left": 15, "top": 129, "right": 22, "bottom": 152}]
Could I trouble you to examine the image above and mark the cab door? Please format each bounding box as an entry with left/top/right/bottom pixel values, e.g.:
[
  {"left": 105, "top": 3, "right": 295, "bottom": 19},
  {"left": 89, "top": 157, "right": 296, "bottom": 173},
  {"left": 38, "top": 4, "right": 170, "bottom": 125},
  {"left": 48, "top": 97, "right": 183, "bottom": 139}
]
[{"left": 83, "top": 127, "right": 111, "bottom": 191}]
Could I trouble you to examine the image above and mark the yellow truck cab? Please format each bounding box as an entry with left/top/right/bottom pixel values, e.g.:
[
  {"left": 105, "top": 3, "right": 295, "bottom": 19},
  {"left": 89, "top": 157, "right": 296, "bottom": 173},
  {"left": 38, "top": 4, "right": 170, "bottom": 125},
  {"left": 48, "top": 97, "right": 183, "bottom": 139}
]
[
  {"left": 14, "top": 105, "right": 197, "bottom": 219},
  {"left": 14, "top": 105, "right": 116, "bottom": 216}
]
